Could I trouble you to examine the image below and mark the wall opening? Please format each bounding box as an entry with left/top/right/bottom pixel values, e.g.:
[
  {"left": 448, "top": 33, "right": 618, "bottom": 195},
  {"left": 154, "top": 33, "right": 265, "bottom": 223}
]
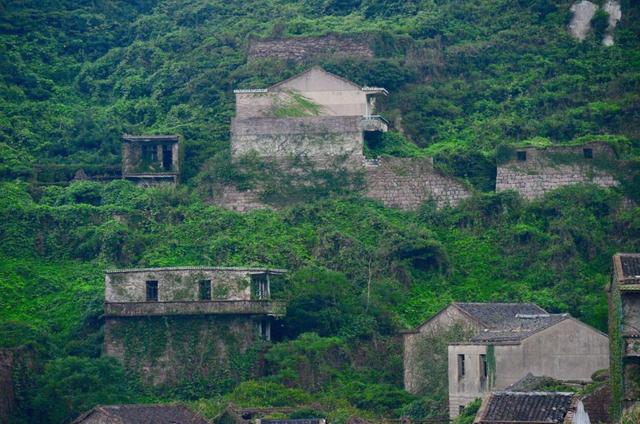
[
  {"left": 516, "top": 151, "right": 527, "bottom": 161},
  {"left": 364, "top": 130, "right": 384, "bottom": 158},
  {"left": 251, "top": 274, "right": 270, "bottom": 300},
  {"left": 162, "top": 145, "right": 173, "bottom": 170},
  {"left": 142, "top": 145, "right": 158, "bottom": 163},
  {"left": 146, "top": 280, "right": 158, "bottom": 302},
  {"left": 480, "top": 354, "right": 487, "bottom": 390},
  {"left": 457, "top": 354, "right": 466, "bottom": 378},
  {"left": 583, "top": 148, "right": 593, "bottom": 159},
  {"left": 259, "top": 318, "right": 271, "bottom": 341},
  {"left": 199, "top": 280, "right": 211, "bottom": 301}
]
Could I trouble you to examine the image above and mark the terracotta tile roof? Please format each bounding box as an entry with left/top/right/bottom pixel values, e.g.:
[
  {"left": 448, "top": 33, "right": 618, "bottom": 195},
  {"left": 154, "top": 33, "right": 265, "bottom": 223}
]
[
  {"left": 73, "top": 404, "right": 209, "bottom": 424},
  {"left": 476, "top": 391, "right": 575, "bottom": 424}
]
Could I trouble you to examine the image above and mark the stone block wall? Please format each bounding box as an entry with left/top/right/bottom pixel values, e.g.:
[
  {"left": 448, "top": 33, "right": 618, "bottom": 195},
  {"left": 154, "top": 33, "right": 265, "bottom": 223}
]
[
  {"left": 248, "top": 35, "right": 373, "bottom": 62},
  {"left": 231, "top": 116, "right": 365, "bottom": 165},
  {"left": 495, "top": 143, "right": 618, "bottom": 199},
  {"left": 213, "top": 185, "right": 268, "bottom": 213},
  {"left": 364, "top": 157, "right": 471, "bottom": 209}
]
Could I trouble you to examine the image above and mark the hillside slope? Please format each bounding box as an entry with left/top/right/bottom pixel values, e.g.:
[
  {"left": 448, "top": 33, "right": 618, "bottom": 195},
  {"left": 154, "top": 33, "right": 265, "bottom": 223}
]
[{"left": 1, "top": 1, "right": 640, "bottom": 423}]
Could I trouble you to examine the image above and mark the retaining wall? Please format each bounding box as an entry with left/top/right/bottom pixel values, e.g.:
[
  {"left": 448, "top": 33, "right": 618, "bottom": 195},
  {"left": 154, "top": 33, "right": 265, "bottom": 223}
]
[{"left": 248, "top": 35, "right": 373, "bottom": 61}]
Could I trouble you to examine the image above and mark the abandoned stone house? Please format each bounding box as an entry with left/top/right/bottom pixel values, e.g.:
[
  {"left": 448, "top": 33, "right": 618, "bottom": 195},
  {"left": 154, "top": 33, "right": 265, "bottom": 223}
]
[
  {"left": 103, "top": 266, "right": 286, "bottom": 386},
  {"left": 401, "top": 302, "right": 609, "bottom": 419},
  {"left": 122, "top": 134, "right": 180, "bottom": 185},
  {"left": 216, "top": 66, "right": 470, "bottom": 211},
  {"left": 608, "top": 253, "right": 640, "bottom": 416},
  {"left": 495, "top": 142, "right": 618, "bottom": 199}
]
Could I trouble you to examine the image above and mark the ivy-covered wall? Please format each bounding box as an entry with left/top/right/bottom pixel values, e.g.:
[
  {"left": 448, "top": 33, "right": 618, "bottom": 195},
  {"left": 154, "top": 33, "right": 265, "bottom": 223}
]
[{"left": 103, "top": 315, "right": 263, "bottom": 387}]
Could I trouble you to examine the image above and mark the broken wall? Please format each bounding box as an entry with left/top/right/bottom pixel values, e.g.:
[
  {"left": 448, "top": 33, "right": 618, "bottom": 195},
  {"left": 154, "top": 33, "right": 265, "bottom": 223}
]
[
  {"left": 248, "top": 35, "right": 374, "bottom": 62},
  {"left": 495, "top": 143, "right": 618, "bottom": 199}
]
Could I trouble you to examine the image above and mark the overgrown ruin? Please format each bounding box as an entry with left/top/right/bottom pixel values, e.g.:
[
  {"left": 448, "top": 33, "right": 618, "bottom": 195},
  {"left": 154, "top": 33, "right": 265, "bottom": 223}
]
[
  {"left": 122, "top": 134, "right": 180, "bottom": 185},
  {"left": 103, "top": 267, "right": 286, "bottom": 386}
]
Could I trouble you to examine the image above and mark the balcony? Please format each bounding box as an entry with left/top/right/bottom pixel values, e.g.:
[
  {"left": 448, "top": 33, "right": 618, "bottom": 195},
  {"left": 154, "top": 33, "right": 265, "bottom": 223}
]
[
  {"left": 104, "top": 300, "right": 286, "bottom": 317},
  {"left": 361, "top": 115, "right": 388, "bottom": 132}
]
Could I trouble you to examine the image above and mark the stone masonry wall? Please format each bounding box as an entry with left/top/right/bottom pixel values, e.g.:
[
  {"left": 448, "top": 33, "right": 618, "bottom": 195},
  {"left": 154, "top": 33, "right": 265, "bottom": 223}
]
[
  {"left": 231, "top": 116, "right": 365, "bottom": 165},
  {"left": 365, "top": 157, "right": 471, "bottom": 209},
  {"left": 495, "top": 143, "right": 618, "bottom": 199},
  {"left": 248, "top": 35, "right": 373, "bottom": 62}
]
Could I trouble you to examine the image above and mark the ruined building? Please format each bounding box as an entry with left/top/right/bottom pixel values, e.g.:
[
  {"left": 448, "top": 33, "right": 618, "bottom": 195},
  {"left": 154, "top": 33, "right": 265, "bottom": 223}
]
[
  {"left": 495, "top": 142, "right": 618, "bottom": 199},
  {"left": 216, "top": 67, "right": 471, "bottom": 211},
  {"left": 122, "top": 134, "right": 180, "bottom": 185},
  {"left": 103, "top": 267, "right": 286, "bottom": 386},
  {"left": 248, "top": 34, "right": 374, "bottom": 62},
  {"left": 401, "top": 302, "right": 609, "bottom": 419},
  {"left": 608, "top": 253, "right": 640, "bottom": 420}
]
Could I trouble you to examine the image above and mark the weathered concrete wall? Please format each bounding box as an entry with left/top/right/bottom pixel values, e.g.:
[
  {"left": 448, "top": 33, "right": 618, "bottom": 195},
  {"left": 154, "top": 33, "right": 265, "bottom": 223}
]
[
  {"left": 248, "top": 35, "right": 373, "bottom": 62},
  {"left": 448, "top": 344, "right": 489, "bottom": 418},
  {"left": 365, "top": 157, "right": 471, "bottom": 209},
  {"left": 105, "top": 268, "right": 260, "bottom": 302},
  {"left": 448, "top": 319, "right": 609, "bottom": 417},
  {"left": 404, "top": 306, "right": 480, "bottom": 394},
  {"left": 495, "top": 143, "right": 618, "bottom": 199},
  {"left": 103, "top": 315, "right": 260, "bottom": 386},
  {"left": 231, "top": 116, "right": 365, "bottom": 164}
]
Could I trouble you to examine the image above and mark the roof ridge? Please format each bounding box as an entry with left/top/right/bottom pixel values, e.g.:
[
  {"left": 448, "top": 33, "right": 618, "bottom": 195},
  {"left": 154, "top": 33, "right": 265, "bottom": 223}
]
[{"left": 269, "top": 66, "right": 362, "bottom": 91}]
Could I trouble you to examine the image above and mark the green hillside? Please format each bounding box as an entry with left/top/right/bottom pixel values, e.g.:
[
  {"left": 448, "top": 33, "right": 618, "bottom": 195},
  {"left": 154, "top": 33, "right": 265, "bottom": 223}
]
[{"left": 1, "top": 0, "right": 640, "bottom": 423}]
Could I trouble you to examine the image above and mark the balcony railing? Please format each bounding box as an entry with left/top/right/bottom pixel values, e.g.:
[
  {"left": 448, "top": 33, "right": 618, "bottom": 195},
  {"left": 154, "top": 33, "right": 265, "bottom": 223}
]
[{"left": 104, "top": 300, "right": 286, "bottom": 317}]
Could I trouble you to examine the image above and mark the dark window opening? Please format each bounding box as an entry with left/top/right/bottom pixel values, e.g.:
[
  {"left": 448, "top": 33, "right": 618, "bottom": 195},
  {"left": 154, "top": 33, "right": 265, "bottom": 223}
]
[
  {"left": 162, "top": 145, "right": 173, "bottom": 171},
  {"left": 199, "top": 280, "right": 211, "bottom": 301},
  {"left": 459, "top": 406, "right": 465, "bottom": 413},
  {"left": 259, "top": 318, "right": 271, "bottom": 341},
  {"left": 363, "top": 131, "right": 384, "bottom": 158},
  {"left": 458, "top": 354, "right": 465, "bottom": 378},
  {"left": 583, "top": 148, "right": 593, "bottom": 159},
  {"left": 251, "top": 274, "right": 269, "bottom": 300},
  {"left": 480, "top": 354, "right": 488, "bottom": 389},
  {"left": 516, "top": 151, "right": 527, "bottom": 161},
  {"left": 142, "top": 145, "right": 158, "bottom": 163},
  {"left": 146, "top": 280, "right": 158, "bottom": 302}
]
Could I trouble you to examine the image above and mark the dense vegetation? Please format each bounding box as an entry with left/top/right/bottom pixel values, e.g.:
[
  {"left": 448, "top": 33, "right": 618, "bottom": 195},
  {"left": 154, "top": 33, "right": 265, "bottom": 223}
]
[{"left": 1, "top": 0, "right": 640, "bottom": 423}]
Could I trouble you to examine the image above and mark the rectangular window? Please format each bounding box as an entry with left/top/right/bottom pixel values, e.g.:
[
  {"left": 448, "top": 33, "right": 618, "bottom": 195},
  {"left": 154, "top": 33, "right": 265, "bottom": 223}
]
[
  {"left": 457, "top": 354, "right": 465, "bottom": 378},
  {"left": 583, "top": 148, "right": 593, "bottom": 159},
  {"left": 199, "top": 280, "right": 211, "bottom": 301},
  {"left": 480, "top": 354, "right": 488, "bottom": 378},
  {"left": 146, "top": 280, "right": 158, "bottom": 302},
  {"left": 259, "top": 318, "right": 271, "bottom": 341},
  {"left": 516, "top": 151, "right": 527, "bottom": 161},
  {"left": 251, "top": 274, "right": 269, "bottom": 300},
  {"left": 480, "top": 354, "right": 488, "bottom": 389}
]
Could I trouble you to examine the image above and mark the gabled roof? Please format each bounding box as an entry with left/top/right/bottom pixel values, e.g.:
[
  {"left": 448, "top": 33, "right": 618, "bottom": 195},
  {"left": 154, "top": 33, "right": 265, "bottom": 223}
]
[
  {"left": 72, "top": 404, "right": 208, "bottom": 424},
  {"left": 475, "top": 391, "right": 576, "bottom": 424},
  {"left": 269, "top": 66, "right": 362, "bottom": 91},
  {"left": 453, "top": 302, "right": 548, "bottom": 328},
  {"left": 613, "top": 253, "right": 640, "bottom": 286},
  {"left": 469, "top": 313, "right": 570, "bottom": 343}
]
